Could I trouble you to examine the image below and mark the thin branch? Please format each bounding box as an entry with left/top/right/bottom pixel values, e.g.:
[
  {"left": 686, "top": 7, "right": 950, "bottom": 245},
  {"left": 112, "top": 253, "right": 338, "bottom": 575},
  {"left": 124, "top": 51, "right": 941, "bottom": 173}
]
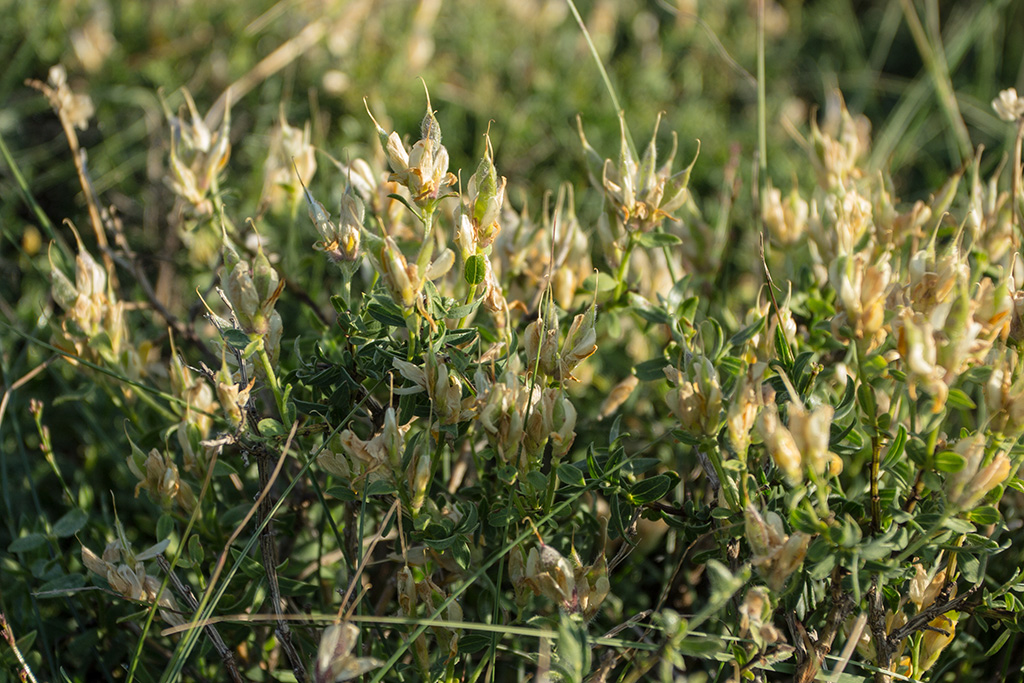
[{"left": 155, "top": 556, "right": 246, "bottom": 683}]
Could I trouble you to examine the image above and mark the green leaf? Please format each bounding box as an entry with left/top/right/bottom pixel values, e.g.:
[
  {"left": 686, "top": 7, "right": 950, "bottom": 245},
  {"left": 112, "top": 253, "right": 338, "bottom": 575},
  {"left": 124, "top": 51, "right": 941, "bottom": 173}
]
[
  {"left": 223, "top": 328, "right": 251, "bottom": 350},
  {"left": 790, "top": 507, "right": 823, "bottom": 535},
  {"left": 984, "top": 629, "right": 1013, "bottom": 657},
  {"left": 622, "top": 458, "right": 660, "bottom": 476},
  {"left": 586, "top": 445, "right": 604, "bottom": 478},
  {"left": 943, "top": 517, "right": 976, "bottom": 534},
  {"left": 156, "top": 514, "right": 175, "bottom": 542},
  {"left": 52, "top": 508, "right": 88, "bottom": 538},
  {"left": 630, "top": 475, "right": 672, "bottom": 504},
  {"left": 496, "top": 465, "right": 518, "bottom": 485},
  {"left": 552, "top": 613, "right": 590, "bottom": 682},
  {"left": 637, "top": 231, "right": 682, "bottom": 248},
  {"left": 880, "top": 425, "right": 908, "bottom": 469},
  {"left": 386, "top": 192, "right": 423, "bottom": 220},
  {"left": 458, "top": 633, "right": 493, "bottom": 655},
  {"left": 934, "top": 450, "right": 966, "bottom": 473},
  {"left": 959, "top": 552, "right": 981, "bottom": 583},
  {"left": 856, "top": 384, "right": 877, "bottom": 422},
  {"left": 557, "top": 464, "right": 586, "bottom": 487},
  {"left": 675, "top": 635, "right": 724, "bottom": 656},
  {"left": 610, "top": 495, "right": 633, "bottom": 543},
  {"left": 366, "top": 299, "right": 407, "bottom": 327},
  {"left": 581, "top": 272, "right": 617, "bottom": 293},
  {"left": 452, "top": 539, "right": 471, "bottom": 569},
  {"left": 326, "top": 485, "right": 357, "bottom": 501},
  {"left": 832, "top": 379, "right": 857, "bottom": 421},
  {"left": 773, "top": 323, "right": 794, "bottom": 368},
  {"left": 728, "top": 317, "right": 766, "bottom": 348},
  {"left": 634, "top": 357, "right": 670, "bottom": 381},
  {"left": 487, "top": 507, "right": 517, "bottom": 528},
  {"left": 365, "top": 479, "right": 396, "bottom": 496},
  {"left": 968, "top": 506, "right": 1001, "bottom": 525},
  {"left": 188, "top": 535, "right": 205, "bottom": 566},
  {"left": 946, "top": 388, "right": 977, "bottom": 410},
  {"left": 9, "top": 533, "right": 47, "bottom": 553},
  {"left": 445, "top": 299, "right": 481, "bottom": 320},
  {"left": 609, "top": 414, "right": 624, "bottom": 446},
  {"left": 38, "top": 573, "right": 86, "bottom": 593},
  {"left": 212, "top": 459, "right": 241, "bottom": 478},
  {"left": 679, "top": 296, "right": 699, "bottom": 327},
  {"left": 628, "top": 293, "right": 673, "bottom": 325},
  {"left": 464, "top": 254, "right": 487, "bottom": 285},
  {"left": 258, "top": 418, "right": 286, "bottom": 437}
]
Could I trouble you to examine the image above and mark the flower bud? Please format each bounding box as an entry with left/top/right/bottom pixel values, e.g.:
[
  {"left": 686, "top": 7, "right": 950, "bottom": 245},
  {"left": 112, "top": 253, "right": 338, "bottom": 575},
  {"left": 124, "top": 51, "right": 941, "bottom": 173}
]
[
  {"left": 524, "top": 318, "right": 559, "bottom": 378},
  {"left": 665, "top": 356, "right": 723, "bottom": 438},
  {"left": 787, "top": 402, "right": 835, "bottom": 477},
  {"left": 727, "top": 365, "right": 762, "bottom": 456},
  {"left": 524, "top": 544, "right": 575, "bottom": 607},
  {"left": 558, "top": 303, "right": 598, "bottom": 381},
  {"left": 468, "top": 132, "right": 506, "bottom": 248},
  {"left": 378, "top": 236, "right": 419, "bottom": 310},
  {"left": 909, "top": 563, "right": 947, "bottom": 612},
  {"left": 763, "top": 183, "right": 809, "bottom": 245},
  {"left": 946, "top": 435, "right": 1012, "bottom": 510},
  {"left": 409, "top": 448, "right": 431, "bottom": 515},
  {"left": 757, "top": 404, "right": 803, "bottom": 484}
]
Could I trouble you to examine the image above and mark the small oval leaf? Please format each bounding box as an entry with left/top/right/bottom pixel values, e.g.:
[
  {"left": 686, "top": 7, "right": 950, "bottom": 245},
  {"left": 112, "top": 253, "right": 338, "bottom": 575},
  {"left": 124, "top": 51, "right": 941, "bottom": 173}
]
[{"left": 464, "top": 254, "right": 487, "bottom": 285}]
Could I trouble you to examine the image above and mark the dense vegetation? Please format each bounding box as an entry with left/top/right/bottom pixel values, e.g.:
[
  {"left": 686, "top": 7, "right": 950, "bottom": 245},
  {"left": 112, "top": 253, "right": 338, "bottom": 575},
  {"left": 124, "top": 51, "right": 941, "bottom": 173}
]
[{"left": 4, "top": 1, "right": 1024, "bottom": 681}]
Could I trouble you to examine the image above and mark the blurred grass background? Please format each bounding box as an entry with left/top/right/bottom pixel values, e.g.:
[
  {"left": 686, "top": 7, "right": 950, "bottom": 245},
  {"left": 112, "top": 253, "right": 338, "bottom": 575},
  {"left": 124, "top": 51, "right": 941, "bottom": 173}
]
[{"left": 3, "top": 0, "right": 1024, "bottom": 680}]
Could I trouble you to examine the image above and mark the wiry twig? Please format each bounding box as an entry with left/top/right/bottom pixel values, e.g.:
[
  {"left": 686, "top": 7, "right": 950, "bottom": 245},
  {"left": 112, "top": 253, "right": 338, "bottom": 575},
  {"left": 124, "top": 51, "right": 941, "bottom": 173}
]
[
  {"left": 888, "top": 584, "right": 976, "bottom": 645},
  {"left": 867, "top": 580, "right": 894, "bottom": 683},
  {"left": 26, "top": 74, "right": 119, "bottom": 291},
  {"left": 795, "top": 567, "right": 855, "bottom": 682},
  {"left": 247, "top": 435, "right": 308, "bottom": 682},
  {"left": 155, "top": 556, "right": 246, "bottom": 683}
]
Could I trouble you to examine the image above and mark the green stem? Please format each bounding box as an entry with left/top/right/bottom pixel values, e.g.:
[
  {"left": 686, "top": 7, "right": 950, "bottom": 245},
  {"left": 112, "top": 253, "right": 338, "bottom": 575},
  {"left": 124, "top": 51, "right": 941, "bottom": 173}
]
[
  {"left": 256, "top": 342, "right": 286, "bottom": 421},
  {"left": 853, "top": 341, "right": 882, "bottom": 534},
  {"left": 756, "top": 0, "right": 767, "bottom": 174},
  {"left": 703, "top": 438, "right": 738, "bottom": 511},
  {"left": 457, "top": 282, "right": 478, "bottom": 329},
  {"left": 613, "top": 232, "right": 639, "bottom": 302},
  {"left": 543, "top": 453, "right": 560, "bottom": 511},
  {"left": 1012, "top": 116, "right": 1023, "bottom": 246}
]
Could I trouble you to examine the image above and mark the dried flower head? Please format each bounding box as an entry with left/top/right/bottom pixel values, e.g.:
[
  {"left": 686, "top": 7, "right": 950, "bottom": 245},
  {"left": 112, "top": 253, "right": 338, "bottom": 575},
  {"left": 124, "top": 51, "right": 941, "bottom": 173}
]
[
  {"left": 366, "top": 85, "right": 456, "bottom": 208},
  {"left": 314, "top": 622, "right": 383, "bottom": 683}
]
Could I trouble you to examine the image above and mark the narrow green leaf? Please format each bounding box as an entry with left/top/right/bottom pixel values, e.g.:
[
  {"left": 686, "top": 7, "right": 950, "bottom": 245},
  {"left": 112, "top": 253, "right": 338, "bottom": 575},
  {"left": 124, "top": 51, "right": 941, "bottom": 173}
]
[
  {"left": 946, "top": 388, "right": 977, "bottom": 410},
  {"left": 634, "top": 357, "right": 670, "bottom": 381},
  {"left": 637, "top": 231, "right": 682, "bottom": 248},
  {"left": 728, "top": 317, "right": 766, "bottom": 348},
  {"left": 630, "top": 475, "right": 672, "bottom": 504},
  {"left": 967, "top": 506, "right": 1000, "bottom": 525}
]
